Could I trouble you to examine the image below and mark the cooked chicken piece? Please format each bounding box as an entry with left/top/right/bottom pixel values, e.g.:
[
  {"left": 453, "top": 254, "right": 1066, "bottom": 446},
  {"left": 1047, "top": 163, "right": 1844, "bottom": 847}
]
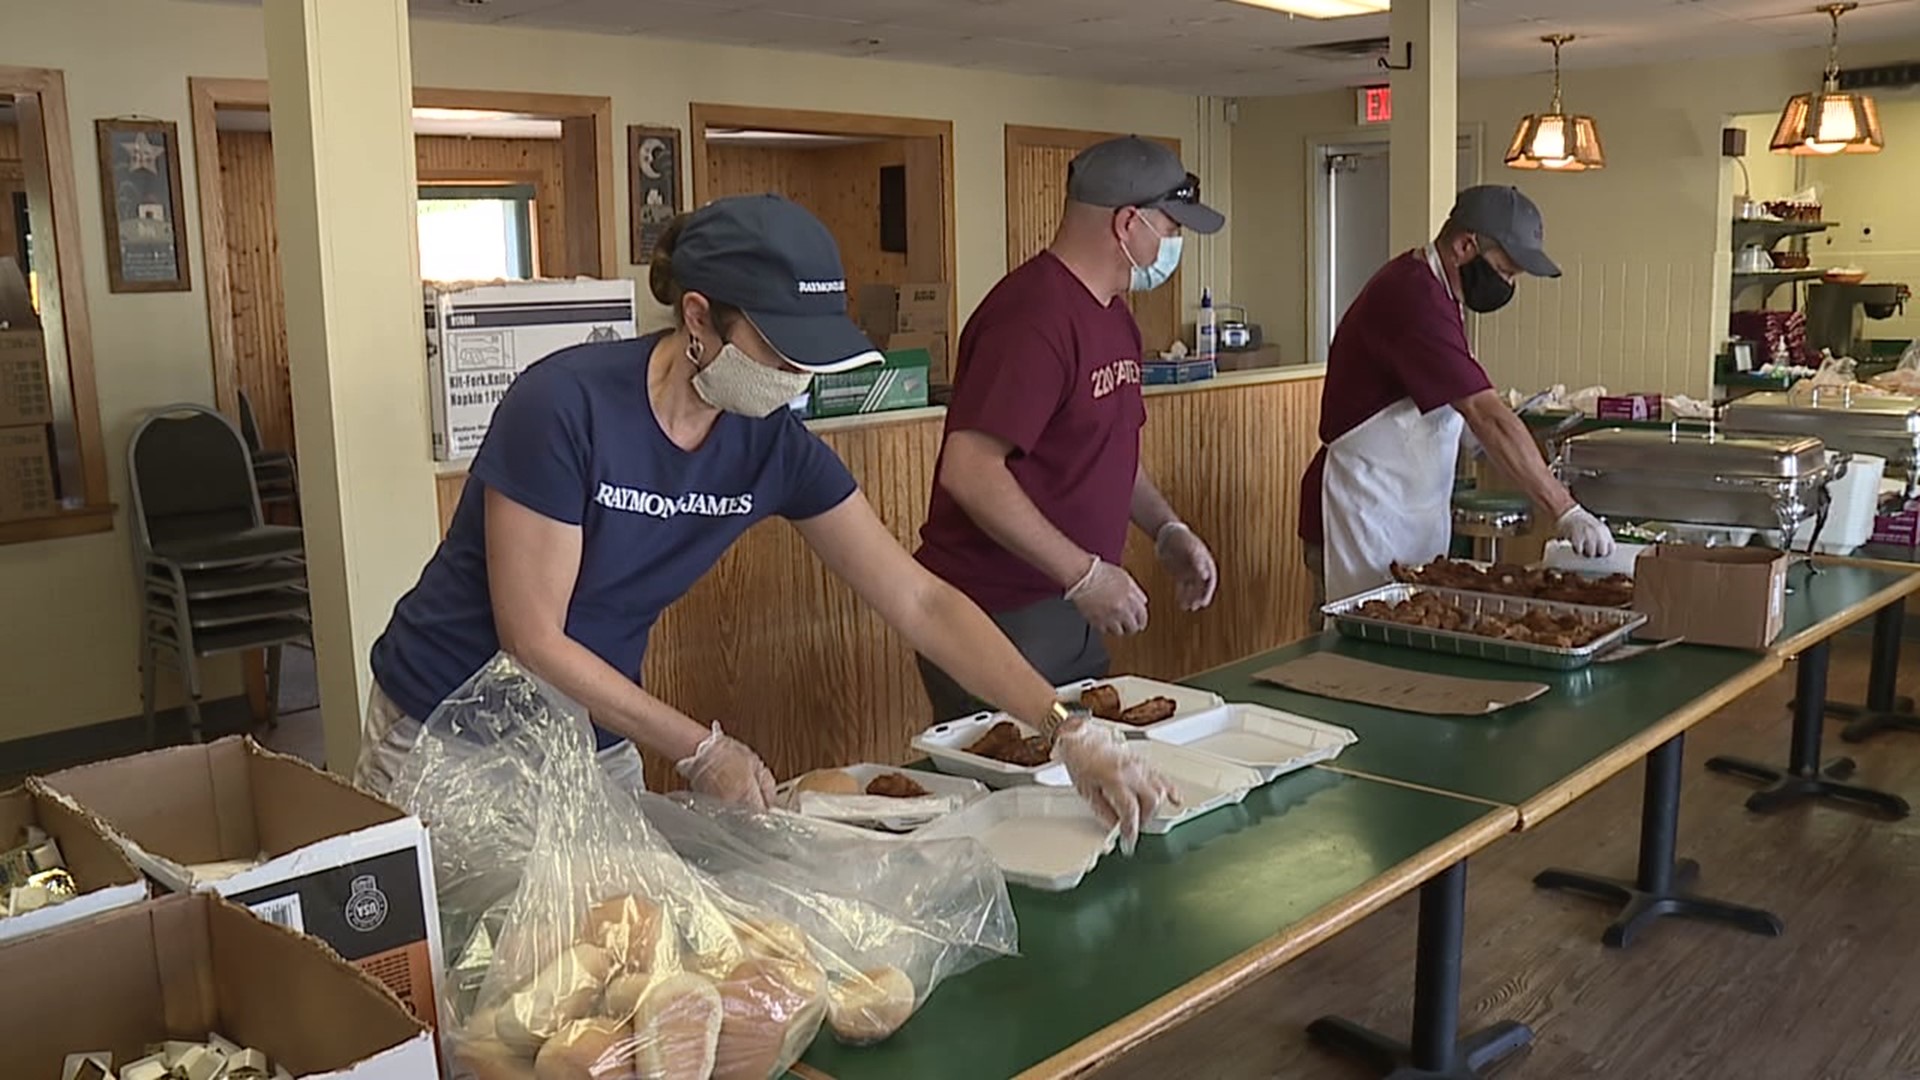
[
  {"left": 1116, "top": 697, "right": 1176, "bottom": 727},
  {"left": 1080, "top": 685, "right": 1124, "bottom": 721},
  {"left": 865, "top": 772, "right": 930, "bottom": 799}
]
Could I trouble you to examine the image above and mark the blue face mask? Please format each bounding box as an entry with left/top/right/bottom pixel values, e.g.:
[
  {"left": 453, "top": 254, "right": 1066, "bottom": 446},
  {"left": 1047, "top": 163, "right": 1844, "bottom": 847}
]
[{"left": 1125, "top": 216, "right": 1183, "bottom": 292}]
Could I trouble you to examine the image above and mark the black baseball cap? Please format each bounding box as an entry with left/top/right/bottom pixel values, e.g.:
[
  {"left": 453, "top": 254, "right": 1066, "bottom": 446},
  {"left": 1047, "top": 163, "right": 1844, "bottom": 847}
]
[
  {"left": 1450, "top": 185, "right": 1560, "bottom": 278},
  {"left": 1066, "top": 136, "right": 1225, "bottom": 235},
  {"left": 669, "top": 194, "right": 883, "bottom": 374}
]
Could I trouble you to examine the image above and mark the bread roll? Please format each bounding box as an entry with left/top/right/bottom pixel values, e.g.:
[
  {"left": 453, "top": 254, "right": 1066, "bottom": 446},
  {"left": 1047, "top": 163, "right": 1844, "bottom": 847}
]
[
  {"left": 583, "top": 894, "right": 664, "bottom": 973},
  {"left": 456, "top": 1036, "right": 539, "bottom": 1080},
  {"left": 792, "top": 769, "right": 861, "bottom": 797},
  {"left": 711, "top": 958, "right": 827, "bottom": 1080},
  {"left": 497, "top": 944, "right": 616, "bottom": 1054},
  {"left": 535, "top": 1018, "right": 635, "bottom": 1080},
  {"left": 632, "top": 973, "right": 724, "bottom": 1080},
  {"left": 604, "top": 971, "right": 651, "bottom": 1023},
  {"left": 826, "top": 965, "right": 916, "bottom": 1046},
  {"left": 735, "top": 915, "right": 813, "bottom": 967}
]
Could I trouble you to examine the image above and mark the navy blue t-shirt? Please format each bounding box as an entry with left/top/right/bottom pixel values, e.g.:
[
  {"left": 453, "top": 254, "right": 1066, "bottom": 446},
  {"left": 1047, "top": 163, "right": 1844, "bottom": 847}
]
[{"left": 370, "top": 332, "right": 857, "bottom": 747}]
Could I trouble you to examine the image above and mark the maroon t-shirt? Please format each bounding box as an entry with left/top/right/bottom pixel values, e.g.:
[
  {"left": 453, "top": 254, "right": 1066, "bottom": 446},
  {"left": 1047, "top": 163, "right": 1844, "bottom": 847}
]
[
  {"left": 917, "top": 252, "right": 1146, "bottom": 612},
  {"left": 1299, "top": 250, "right": 1493, "bottom": 545}
]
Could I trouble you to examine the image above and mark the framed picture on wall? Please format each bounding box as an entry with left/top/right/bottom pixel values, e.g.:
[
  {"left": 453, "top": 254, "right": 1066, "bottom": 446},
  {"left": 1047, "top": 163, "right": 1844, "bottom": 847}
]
[
  {"left": 628, "top": 125, "right": 682, "bottom": 265},
  {"left": 94, "top": 118, "right": 191, "bottom": 293}
]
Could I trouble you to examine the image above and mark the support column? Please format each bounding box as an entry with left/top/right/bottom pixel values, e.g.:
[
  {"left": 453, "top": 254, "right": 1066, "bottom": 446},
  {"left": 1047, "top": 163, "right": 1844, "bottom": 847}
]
[
  {"left": 266, "top": 0, "right": 439, "bottom": 773},
  {"left": 1389, "top": 0, "right": 1459, "bottom": 252}
]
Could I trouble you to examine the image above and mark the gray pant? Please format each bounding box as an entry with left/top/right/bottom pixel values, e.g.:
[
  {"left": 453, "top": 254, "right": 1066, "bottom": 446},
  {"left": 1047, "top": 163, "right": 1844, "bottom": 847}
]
[
  {"left": 917, "top": 597, "right": 1109, "bottom": 722},
  {"left": 1305, "top": 543, "right": 1327, "bottom": 632}
]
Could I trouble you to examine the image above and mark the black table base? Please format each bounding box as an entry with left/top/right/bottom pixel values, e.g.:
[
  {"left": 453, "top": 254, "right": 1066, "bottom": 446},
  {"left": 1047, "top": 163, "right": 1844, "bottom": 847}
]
[
  {"left": 1828, "top": 601, "right": 1918, "bottom": 743},
  {"left": 1534, "top": 733, "right": 1783, "bottom": 948},
  {"left": 1309, "top": 861, "right": 1533, "bottom": 1078},
  {"left": 1707, "top": 639, "right": 1911, "bottom": 819}
]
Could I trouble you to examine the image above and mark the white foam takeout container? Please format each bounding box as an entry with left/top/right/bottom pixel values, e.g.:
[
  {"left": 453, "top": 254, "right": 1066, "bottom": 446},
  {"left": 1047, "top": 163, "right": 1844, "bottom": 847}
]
[
  {"left": 1044, "top": 741, "right": 1264, "bottom": 836},
  {"left": 1053, "top": 676, "right": 1225, "bottom": 733},
  {"left": 774, "top": 763, "right": 986, "bottom": 832},
  {"left": 914, "top": 787, "right": 1120, "bottom": 892},
  {"left": 1144, "top": 704, "right": 1359, "bottom": 783},
  {"left": 913, "top": 676, "right": 1227, "bottom": 787}
]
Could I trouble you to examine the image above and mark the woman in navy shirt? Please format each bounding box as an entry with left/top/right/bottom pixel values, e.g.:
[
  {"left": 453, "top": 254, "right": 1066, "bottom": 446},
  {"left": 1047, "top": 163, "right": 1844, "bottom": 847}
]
[{"left": 360, "top": 196, "right": 1171, "bottom": 845}]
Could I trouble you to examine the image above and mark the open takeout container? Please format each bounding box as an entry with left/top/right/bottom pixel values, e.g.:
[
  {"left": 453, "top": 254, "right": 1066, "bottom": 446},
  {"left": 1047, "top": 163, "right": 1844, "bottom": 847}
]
[
  {"left": 774, "top": 763, "right": 986, "bottom": 832},
  {"left": 1145, "top": 704, "right": 1358, "bottom": 783},
  {"left": 914, "top": 787, "right": 1119, "bottom": 892},
  {"left": 1051, "top": 675, "right": 1225, "bottom": 732}
]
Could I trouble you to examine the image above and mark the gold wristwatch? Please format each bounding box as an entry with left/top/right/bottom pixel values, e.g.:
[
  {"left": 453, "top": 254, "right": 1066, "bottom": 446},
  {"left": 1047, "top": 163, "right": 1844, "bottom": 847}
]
[{"left": 1044, "top": 700, "right": 1092, "bottom": 736}]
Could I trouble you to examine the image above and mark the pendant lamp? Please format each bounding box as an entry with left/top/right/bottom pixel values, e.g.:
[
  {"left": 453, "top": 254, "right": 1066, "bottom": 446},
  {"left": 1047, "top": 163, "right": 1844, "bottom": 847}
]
[
  {"left": 1771, "top": 3, "right": 1883, "bottom": 156},
  {"left": 1505, "top": 35, "right": 1605, "bottom": 172}
]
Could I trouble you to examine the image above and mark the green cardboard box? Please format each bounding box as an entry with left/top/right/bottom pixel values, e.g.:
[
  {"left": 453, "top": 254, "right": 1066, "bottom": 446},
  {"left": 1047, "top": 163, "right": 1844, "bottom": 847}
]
[{"left": 810, "top": 346, "right": 931, "bottom": 418}]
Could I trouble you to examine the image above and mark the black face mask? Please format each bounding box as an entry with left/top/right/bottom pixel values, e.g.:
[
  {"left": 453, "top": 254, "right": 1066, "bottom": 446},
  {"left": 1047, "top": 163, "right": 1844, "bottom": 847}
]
[{"left": 1459, "top": 255, "right": 1516, "bottom": 314}]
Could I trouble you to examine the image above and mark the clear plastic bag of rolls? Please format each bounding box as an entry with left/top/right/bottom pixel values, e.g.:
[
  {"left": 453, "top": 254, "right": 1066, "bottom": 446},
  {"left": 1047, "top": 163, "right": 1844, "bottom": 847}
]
[
  {"left": 635, "top": 793, "right": 1019, "bottom": 1047},
  {"left": 385, "top": 654, "right": 830, "bottom": 1080}
]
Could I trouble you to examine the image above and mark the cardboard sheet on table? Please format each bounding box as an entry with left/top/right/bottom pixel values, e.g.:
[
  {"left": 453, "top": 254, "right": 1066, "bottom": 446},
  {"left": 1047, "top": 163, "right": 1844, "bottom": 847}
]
[{"left": 1254, "top": 653, "right": 1549, "bottom": 716}]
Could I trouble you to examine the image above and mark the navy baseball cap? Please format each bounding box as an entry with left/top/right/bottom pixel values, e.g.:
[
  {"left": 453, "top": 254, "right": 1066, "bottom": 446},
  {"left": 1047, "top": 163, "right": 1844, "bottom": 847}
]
[
  {"left": 669, "top": 194, "right": 883, "bottom": 374},
  {"left": 1449, "top": 185, "right": 1560, "bottom": 278},
  {"left": 1067, "top": 136, "right": 1225, "bottom": 235}
]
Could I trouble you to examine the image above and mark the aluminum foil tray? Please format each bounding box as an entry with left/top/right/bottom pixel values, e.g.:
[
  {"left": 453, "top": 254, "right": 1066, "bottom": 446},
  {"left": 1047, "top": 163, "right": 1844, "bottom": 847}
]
[{"left": 1321, "top": 584, "right": 1648, "bottom": 671}]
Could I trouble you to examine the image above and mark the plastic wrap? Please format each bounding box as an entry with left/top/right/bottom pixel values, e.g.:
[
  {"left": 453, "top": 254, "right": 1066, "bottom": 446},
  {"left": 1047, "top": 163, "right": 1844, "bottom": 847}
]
[
  {"left": 1872, "top": 341, "right": 1920, "bottom": 396},
  {"left": 638, "top": 794, "right": 1019, "bottom": 1046},
  {"left": 387, "top": 654, "right": 829, "bottom": 1080}
]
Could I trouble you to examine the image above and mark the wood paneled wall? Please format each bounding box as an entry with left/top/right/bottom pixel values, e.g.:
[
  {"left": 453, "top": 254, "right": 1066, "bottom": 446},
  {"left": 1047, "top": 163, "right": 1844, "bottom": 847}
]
[
  {"left": 416, "top": 135, "right": 568, "bottom": 275},
  {"left": 215, "top": 131, "right": 574, "bottom": 455},
  {"left": 431, "top": 375, "right": 1326, "bottom": 792},
  {"left": 0, "top": 121, "right": 19, "bottom": 160},
  {"left": 705, "top": 140, "right": 912, "bottom": 325},
  {"left": 216, "top": 131, "right": 292, "bottom": 453}
]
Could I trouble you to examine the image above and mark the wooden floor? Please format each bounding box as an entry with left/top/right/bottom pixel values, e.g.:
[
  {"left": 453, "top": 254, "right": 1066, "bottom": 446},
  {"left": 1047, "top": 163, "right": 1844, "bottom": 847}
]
[{"left": 1099, "top": 633, "right": 1920, "bottom": 1080}]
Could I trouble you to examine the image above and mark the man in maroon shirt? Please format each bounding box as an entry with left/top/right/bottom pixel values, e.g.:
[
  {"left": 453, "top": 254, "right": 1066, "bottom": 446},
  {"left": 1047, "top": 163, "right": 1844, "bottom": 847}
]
[
  {"left": 915, "top": 136, "right": 1223, "bottom": 720},
  {"left": 1301, "top": 185, "right": 1612, "bottom": 615}
]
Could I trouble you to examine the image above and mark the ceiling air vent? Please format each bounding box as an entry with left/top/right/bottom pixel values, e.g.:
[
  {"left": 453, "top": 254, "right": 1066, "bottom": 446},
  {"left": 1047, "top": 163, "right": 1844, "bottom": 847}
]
[
  {"left": 1290, "top": 36, "right": 1390, "bottom": 61},
  {"left": 1838, "top": 62, "right": 1920, "bottom": 91}
]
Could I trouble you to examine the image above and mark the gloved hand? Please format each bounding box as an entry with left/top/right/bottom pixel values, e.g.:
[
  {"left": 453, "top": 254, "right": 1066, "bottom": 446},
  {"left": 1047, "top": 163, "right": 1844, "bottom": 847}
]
[
  {"left": 1065, "top": 557, "right": 1149, "bottom": 636},
  {"left": 1556, "top": 505, "right": 1616, "bottom": 559},
  {"left": 1052, "top": 721, "right": 1177, "bottom": 855},
  {"left": 675, "top": 723, "right": 777, "bottom": 809},
  {"left": 1155, "top": 522, "right": 1219, "bottom": 611}
]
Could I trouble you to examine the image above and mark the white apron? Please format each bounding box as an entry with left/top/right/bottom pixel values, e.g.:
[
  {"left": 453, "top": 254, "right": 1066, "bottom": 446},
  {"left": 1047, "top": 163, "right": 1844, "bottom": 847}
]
[{"left": 1320, "top": 245, "right": 1468, "bottom": 602}]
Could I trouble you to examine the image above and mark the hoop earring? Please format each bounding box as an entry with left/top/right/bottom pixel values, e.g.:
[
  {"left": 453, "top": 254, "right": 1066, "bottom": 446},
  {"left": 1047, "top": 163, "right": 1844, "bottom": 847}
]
[{"left": 685, "top": 335, "right": 705, "bottom": 368}]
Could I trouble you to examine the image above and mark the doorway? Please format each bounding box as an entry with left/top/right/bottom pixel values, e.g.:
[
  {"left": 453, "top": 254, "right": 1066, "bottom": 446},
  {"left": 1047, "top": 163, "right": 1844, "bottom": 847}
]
[
  {"left": 1310, "top": 136, "right": 1480, "bottom": 365},
  {"left": 1004, "top": 125, "right": 1183, "bottom": 367},
  {"left": 689, "top": 103, "right": 955, "bottom": 381}
]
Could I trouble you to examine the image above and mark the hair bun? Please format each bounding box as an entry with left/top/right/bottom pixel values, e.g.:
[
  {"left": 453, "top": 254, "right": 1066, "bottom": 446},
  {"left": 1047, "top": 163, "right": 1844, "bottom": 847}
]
[{"left": 647, "top": 214, "right": 688, "bottom": 306}]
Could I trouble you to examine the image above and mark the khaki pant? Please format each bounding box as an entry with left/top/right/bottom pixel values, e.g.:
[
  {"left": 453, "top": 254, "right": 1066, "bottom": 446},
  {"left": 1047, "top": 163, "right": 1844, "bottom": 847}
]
[
  {"left": 353, "top": 681, "right": 647, "bottom": 800},
  {"left": 916, "top": 597, "right": 1109, "bottom": 722}
]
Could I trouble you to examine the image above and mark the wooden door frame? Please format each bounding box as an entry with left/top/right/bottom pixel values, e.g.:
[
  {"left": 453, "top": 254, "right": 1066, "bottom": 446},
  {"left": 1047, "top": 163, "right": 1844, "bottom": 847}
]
[
  {"left": 688, "top": 102, "right": 957, "bottom": 342},
  {"left": 188, "top": 77, "right": 616, "bottom": 416}
]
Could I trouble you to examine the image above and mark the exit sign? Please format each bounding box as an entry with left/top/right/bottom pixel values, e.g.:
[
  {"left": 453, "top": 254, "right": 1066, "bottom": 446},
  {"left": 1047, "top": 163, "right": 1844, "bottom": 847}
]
[{"left": 1356, "top": 85, "right": 1392, "bottom": 125}]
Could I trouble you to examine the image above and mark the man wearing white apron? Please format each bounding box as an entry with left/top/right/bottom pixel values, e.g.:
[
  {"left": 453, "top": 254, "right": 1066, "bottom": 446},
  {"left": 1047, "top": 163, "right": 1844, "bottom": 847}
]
[{"left": 1300, "top": 185, "right": 1613, "bottom": 610}]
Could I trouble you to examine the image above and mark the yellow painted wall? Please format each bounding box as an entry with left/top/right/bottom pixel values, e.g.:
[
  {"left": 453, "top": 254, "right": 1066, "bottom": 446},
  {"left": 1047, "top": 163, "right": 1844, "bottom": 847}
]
[
  {"left": 1231, "top": 35, "right": 1920, "bottom": 399},
  {"left": 0, "top": 0, "right": 1226, "bottom": 740},
  {"left": 1805, "top": 97, "right": 1920, "bottom": 346}
]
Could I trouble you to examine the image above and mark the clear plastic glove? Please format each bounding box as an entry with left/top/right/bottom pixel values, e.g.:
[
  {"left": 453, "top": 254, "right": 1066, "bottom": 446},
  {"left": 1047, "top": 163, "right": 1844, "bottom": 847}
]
[
  {"left": 1155, "top": 522, "right": 1219, "bottom": 611},
  {"left": 1052, "top": 721, "right": 1177, "bottom": 855},
  {"left": 1065, "top": 557, "right": 1149, "bottom": 636},
  {"left": 674, "top": 722, "right": 777, "bottom": 809},
  {"left": 1556, "top": 505, "right": 1616, "bottom": 559}
]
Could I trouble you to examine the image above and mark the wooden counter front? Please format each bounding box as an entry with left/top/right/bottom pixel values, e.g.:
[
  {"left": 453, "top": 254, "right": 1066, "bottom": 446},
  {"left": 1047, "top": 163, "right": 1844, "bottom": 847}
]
[{"left": 433, "top": 371, "right": 1326, "bottom": 790}]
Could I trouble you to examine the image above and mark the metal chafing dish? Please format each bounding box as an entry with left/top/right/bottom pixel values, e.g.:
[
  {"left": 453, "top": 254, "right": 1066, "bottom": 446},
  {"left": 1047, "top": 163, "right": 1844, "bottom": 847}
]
[
  {"left": 1721, "top": 390, "right": 1920, "bottom": 495},
  {"left": 1556, "top": 427, "right": 1835, "bottom": 531}
]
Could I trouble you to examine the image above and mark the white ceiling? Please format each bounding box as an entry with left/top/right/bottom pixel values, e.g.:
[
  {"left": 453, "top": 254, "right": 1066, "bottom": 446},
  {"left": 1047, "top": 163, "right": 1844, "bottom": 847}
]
[{"left": 198, "top": 0, "right": 1920, "bottom": 96}]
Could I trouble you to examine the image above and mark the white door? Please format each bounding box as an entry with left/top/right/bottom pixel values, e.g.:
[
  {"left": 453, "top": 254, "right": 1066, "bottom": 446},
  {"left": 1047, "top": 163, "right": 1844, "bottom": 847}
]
[{"left": 1313, "top": 138, "right": 1480, "bottom": 364}]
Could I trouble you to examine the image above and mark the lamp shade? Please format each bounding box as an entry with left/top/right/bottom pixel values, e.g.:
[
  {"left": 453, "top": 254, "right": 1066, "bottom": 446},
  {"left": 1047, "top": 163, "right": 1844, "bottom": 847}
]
[
  {"left": 1505, "top": 113, "right": 1605, "bottom": 171},
  {"left": 1770, "top": 90, "right": 1884, "bottom": 155}
]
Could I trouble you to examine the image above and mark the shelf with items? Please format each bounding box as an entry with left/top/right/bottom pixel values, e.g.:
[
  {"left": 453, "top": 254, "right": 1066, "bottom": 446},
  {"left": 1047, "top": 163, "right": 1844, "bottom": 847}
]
[
  {"left": 1732, "top": 268, "right": 1829, "bottom": 306},
  {"left": 1732, "top": 219, "right": 1836, "bottom": 250}
]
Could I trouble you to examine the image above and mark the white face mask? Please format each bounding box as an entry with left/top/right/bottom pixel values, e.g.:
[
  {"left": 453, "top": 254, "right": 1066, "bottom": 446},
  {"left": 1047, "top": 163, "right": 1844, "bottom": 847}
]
[
  {"left": 691, "top": 343, "right": 813, "bottom": 418},
  {"left": 1124, "top": 216, "right": 1183, "bottom": 292}
]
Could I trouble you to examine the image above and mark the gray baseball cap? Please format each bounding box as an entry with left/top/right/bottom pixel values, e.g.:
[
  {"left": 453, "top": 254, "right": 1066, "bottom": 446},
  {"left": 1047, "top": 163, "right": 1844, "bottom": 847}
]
[
  {"left": 1066, "top": 136, "right": 1225, "bottom": 235},
  {"left": 1449, "top": 185, "right": 1560, "bottom": 278}
]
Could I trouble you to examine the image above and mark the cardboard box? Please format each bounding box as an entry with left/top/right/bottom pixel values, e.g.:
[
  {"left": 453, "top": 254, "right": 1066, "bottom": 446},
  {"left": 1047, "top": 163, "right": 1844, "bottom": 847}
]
[
  {"left": 0, "top": 786, "right": 147, "bottom": 945},
  {"left": 425, "top": 278, "right": 637, "bottom": 461},
  {"left": 883, "top": 330, "right": 949, "bottom": 384},
  {"left": 0, "top": 422, "right": 55, "bottom": 522},
  {"left": 0, "top": 329, "right": 54, "bottom": 426},
  {"left": 1633, "top": 545, "right": 1790, "bottom": 649},
  {"left": 1143, "top": 358, "right": 1216, "bottom": 386},
  {"left": 857, "top": 281, "right": 951, "bottom": 337},
  {"left": 1872, "top": 498, "right": 1919, "bottom": 547},
  {"left": 0, "top": 892, "right": 436, "bottom": 1079},
  {"left": 39, "top": 737, "right": 445, "bottom": 1032},
  {"left": 1596, "top": 393, "right": 1663, "bottom": 422},
  {"left": 811, "top": 345, "right": 931, "bottom": 418}
]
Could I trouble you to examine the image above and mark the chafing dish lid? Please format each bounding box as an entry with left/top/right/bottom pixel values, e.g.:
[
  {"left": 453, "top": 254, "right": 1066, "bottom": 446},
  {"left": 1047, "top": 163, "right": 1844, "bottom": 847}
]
[
  {"left": 1723, "top": 391, "right": 1920, "bottom": 436},
  {"left": 1561, "top": 426, "right": 1827, "bottom": 477}
]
